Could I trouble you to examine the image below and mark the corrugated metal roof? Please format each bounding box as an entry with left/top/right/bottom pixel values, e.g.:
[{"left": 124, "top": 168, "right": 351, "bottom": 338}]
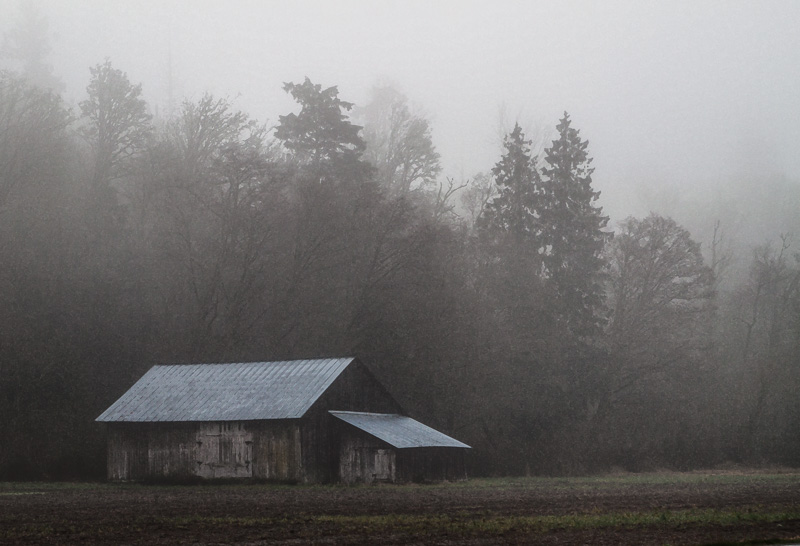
[
  {"left": 329, "top": 411, "right": 471, "bottom": 449},
  {"left": 96, "top": 358, "right": 354, "bottom": 422}
]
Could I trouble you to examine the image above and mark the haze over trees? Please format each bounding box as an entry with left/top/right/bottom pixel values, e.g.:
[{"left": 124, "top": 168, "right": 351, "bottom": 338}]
[{"left": 0, "top": 50, "right": 798, "bottom": 478}]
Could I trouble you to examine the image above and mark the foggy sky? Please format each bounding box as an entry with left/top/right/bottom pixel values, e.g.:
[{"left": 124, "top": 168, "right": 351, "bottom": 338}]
[{"left": 3, "top": 0, "right": 799, "bottom": 228}]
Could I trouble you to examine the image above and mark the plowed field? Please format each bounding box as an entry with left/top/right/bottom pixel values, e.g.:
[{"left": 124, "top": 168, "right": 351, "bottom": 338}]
[{"left": 2, "top": 471, "right": 799, "bottom": 544}]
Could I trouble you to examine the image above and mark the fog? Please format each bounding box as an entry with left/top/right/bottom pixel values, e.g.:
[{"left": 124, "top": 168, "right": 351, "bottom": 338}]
[
  {"left": 4, "top": 0, "right": 799, "bottom": 228},
  {"left": 2, "top": 0, "right": 800, "bottom": 479}
]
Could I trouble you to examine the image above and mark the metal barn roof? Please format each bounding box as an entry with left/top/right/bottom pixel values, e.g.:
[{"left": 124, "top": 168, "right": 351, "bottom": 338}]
[
  {"left": 329, "top": 411, "right": 471, "bottom": 449},
  {"left": 96, "top": 358, "right": 354, "bottom": 422}
]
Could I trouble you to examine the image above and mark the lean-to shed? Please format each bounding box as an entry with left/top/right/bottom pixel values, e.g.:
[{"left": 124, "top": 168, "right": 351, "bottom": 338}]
[
  {"left": 330, "top": 411, "right": 470, "bottom": 483},
  {"left": 96, "top": 358, "right": 470, "bottom": 483}
]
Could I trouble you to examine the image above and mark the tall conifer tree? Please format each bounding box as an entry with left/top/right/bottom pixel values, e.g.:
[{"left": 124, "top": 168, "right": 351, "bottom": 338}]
[
  {"left": 540, "top": 112, "right": 610, "bottom": 337},
  {"left": 478, "top": 123, "right": 542, "bottom": 251}
]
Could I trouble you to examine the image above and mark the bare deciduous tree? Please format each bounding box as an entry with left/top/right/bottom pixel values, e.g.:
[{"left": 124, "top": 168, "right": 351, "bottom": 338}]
[{"left": 359, "top": 84, "right": 441, "bottom": 197}]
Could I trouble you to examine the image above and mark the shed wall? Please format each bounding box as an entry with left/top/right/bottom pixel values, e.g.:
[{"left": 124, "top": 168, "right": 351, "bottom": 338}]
[
  {"left": 336, "top": 428, "right": 396, "bottom": 484},
  {"left": 332, "top": 423, "right": 468, "bottom": 483}
]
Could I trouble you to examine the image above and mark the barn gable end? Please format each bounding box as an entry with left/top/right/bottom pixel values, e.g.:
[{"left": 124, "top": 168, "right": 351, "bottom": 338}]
[{"left": 299, "top": 359, "right": 405, "bottom": 483}]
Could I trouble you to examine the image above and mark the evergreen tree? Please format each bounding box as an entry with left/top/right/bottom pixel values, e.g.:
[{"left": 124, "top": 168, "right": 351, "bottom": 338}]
[
  {"left": 275, "top": 77, "right": 365, "bottom": 172},
  {"left": 478, "top": 123, "right": 542, "bottom": 251},
  {"left": 540, "top": 112, "right": 610, "bottom": 337}
]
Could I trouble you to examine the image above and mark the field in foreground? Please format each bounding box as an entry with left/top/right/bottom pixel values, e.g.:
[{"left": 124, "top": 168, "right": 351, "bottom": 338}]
[{"left": 1, "top": 471, "right": 800, "bottom": 545}]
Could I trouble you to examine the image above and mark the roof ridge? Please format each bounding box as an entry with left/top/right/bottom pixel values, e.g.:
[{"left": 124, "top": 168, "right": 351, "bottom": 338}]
[
  {"left": 329, "top": 410, "right": 400, "bottom": 417},
  {"left": 152, "top": 357, "right": 356, "bottom": 367}
]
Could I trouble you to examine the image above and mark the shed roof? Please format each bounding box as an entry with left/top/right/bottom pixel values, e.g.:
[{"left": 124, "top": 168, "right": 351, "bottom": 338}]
[
  {"left": 96, "top": 358, "right": 354, "bottom": 422},
  {"left": 330, "top": 411, "right": 471, "bottom": 449}
]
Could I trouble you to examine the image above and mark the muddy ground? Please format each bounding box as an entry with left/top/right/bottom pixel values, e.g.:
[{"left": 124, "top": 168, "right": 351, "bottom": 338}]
[{"left": 1, "top": 472, "right": 799, "bottom": 545}]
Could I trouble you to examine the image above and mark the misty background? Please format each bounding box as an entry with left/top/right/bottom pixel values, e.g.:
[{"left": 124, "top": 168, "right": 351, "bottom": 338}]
[
  {"left": 0, "top": 0, "right": 798, "bottom": 478},
  {"left": 5, "top": 1, "right": 800, "bottom": 234}
]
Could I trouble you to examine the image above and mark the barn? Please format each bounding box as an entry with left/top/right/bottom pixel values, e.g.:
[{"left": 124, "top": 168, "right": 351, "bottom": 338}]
[{"left": 96, "top": 357, "right": 470, "bottom": 483}]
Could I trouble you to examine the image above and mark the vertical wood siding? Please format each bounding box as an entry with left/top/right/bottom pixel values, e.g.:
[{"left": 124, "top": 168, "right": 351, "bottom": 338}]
[
  {"left": 108, "top": 421, "right": 298, "bottom": 481},
  {"left": 250, "top": 421, "right": 302, "bottom": 481},
  {"left": 336, "top": 430, "right": 396, "bottom": 484},
  {"left": 107, "top": 423, "right": 195, "bottom": 480}
]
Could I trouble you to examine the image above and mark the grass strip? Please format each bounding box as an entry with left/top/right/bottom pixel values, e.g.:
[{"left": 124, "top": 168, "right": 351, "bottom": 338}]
[{"left": 154, "top": 507, "right": 800, "bottom": 537}]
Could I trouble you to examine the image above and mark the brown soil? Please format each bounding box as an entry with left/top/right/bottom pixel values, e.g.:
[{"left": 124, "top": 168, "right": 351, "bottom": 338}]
[{"left": 2, "top": 474, "right": 799, "bottom": 545}]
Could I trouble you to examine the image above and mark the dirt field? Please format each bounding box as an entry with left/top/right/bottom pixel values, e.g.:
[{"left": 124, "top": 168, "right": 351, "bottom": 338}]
[{"left": 2, "top": 471, "right": 800, "bottom": 545}]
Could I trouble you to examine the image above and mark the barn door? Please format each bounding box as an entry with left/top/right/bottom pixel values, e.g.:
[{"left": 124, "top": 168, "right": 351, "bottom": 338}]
[
  {"left": 371, "top": 449, "right": 395, "bottom": 482},
  {"left": 195, "top": 422, "right": 253, "bottom": 479}
]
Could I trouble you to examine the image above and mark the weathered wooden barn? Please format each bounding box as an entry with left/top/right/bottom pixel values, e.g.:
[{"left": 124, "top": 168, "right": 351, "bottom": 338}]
[{"left": 96, "top": 358, "right": 470, "bottom": 483}]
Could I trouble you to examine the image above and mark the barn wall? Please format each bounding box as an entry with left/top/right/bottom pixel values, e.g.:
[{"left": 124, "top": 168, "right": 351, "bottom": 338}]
[
  {"left": 107, "top": 423, "right": 196, "bottom": 480},
  {"left": 108, "top": 421, "right": 305, "bottom": 481},
  {"left": 107, "top": 424, "right": 143, "bottom": 481},
  {"left": 250, "top": 420, "right": 302, "bottom": 481},
  {"left": 301, "top": 361, "right": 405, "bottom": 483}
]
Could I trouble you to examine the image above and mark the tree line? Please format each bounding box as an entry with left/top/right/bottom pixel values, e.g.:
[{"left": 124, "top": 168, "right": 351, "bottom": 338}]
[{"left": 0, "top": 63, "right": 798, "bottom": 479}]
